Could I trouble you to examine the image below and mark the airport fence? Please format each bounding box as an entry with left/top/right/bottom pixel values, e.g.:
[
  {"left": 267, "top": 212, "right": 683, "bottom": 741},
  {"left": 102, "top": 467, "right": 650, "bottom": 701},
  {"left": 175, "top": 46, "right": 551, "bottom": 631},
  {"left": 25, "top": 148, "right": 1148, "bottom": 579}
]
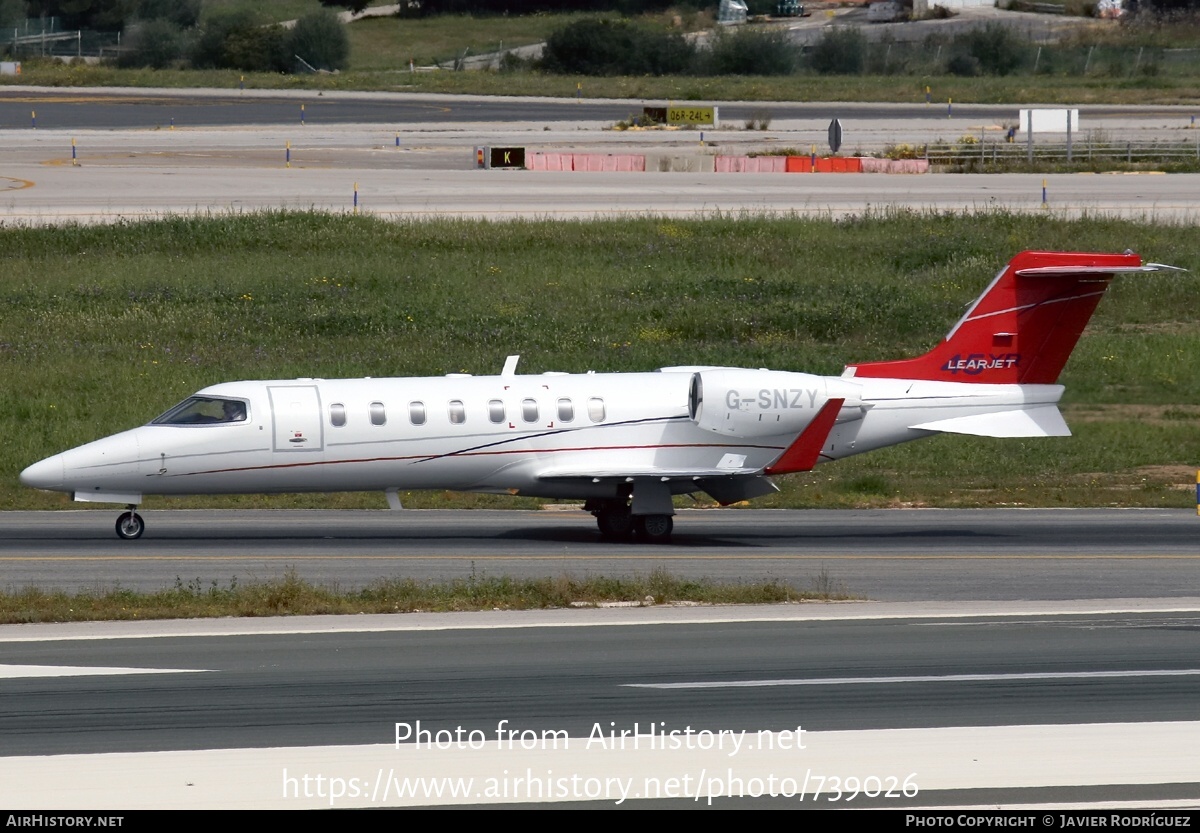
[
  {"left": 830, "top": 41, "right": 1200, "bottom": 80},
  {"left": 5, "top": 18, "right": 122, "bottom": 61},
  {"left": 917, "top": 136, "right": 1200, "bottom": 170}
]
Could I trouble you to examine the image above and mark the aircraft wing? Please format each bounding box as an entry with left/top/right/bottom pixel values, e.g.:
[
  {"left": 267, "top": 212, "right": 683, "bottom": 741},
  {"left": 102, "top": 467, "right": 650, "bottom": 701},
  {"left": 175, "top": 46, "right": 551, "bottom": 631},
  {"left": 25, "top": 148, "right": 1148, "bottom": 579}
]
[
  {"left": 537, "top": 467, "right": 779, "bottom": 506},
  {"left": 536, "top": 398, "right": 847, "bottom": 505},
  {"left": 537, "top": 465, "right": 762, "bottom": 482}
]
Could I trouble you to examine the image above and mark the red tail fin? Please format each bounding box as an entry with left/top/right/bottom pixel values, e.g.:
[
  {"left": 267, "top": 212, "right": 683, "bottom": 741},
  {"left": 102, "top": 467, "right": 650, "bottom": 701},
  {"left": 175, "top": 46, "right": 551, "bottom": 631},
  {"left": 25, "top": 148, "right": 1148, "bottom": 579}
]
[{"left": 847, "top": 251, "right": 1145, "bottom": 385}]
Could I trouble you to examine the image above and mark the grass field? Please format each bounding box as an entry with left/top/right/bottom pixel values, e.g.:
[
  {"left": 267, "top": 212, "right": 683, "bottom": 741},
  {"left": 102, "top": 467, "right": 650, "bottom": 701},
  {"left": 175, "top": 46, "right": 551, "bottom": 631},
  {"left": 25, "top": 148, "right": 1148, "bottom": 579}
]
[
  {"left": 2, "top": 212, "right": 1197, "bottom": 513},
  {"left": 346, "top": 12, "right": 602, "bottom": 71},
  {"left": 11, "top": 60, "right": 1200, "bottom": 106},
  {"left": 0, "top": 567, "right": 842, "bottom": 623}
]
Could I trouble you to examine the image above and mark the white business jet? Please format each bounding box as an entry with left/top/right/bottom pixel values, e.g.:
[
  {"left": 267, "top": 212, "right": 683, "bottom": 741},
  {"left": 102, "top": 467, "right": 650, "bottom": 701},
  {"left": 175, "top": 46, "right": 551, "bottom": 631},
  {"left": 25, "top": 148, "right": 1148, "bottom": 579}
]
[{"left": 20, "top": 251, "right": 1181, "bottom": 542}]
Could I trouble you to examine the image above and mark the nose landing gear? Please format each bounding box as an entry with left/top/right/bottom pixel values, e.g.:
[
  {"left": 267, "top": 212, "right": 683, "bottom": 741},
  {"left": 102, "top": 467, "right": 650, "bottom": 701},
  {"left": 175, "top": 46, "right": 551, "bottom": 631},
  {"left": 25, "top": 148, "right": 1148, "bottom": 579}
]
[{"left": 115, "top": 507, "right": 145, "bottom": 540}]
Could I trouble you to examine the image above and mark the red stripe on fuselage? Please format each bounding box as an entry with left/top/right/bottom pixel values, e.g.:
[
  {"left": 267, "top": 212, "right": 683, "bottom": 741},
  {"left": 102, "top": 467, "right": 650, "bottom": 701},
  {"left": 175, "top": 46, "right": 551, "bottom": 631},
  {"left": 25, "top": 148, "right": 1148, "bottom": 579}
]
[{"left": 174, "top": 441, "right": 787, "bottom": 478}]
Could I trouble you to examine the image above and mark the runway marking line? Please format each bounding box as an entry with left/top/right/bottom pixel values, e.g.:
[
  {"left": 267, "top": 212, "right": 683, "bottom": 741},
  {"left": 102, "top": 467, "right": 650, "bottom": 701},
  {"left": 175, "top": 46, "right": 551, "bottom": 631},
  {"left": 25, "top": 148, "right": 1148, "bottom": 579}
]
[
  {"left": 0, "top": 663, "right": 208, "bottom": 678},
  {"left": 627, "top": 668, "right": 1200, "bottom": 689},
  {"left": 1, "top": 553, "right": 1196, "bottom": 562},
  {"left": 0, "top": 176, "right": 34, "bottom": 191}
]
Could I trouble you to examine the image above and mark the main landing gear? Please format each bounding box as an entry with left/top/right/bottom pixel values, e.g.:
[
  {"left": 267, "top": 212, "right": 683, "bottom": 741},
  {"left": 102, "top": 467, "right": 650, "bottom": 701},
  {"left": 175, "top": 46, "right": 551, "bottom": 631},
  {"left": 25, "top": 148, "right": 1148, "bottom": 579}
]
[
  {"left": 115, "top": 506, "right": 145, "bottom": 540},
  {"left": 587, "top": 500, "right": 674, "bottom": 544}
]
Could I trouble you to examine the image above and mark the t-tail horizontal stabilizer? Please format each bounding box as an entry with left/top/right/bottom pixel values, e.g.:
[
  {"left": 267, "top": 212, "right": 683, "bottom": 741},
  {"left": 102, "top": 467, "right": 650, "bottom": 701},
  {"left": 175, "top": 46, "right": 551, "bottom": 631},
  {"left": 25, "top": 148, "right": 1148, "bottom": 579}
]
[{"left": 909, "top": 404, "right": 1070, "bottom": 438}]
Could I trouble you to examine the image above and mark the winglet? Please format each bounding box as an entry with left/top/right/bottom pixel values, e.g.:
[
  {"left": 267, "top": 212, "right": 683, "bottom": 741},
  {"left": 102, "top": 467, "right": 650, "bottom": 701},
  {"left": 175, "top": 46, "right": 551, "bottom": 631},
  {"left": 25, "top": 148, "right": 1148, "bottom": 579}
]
[{"left": 764, "top": 398, "right": 844, "bottom": 475}]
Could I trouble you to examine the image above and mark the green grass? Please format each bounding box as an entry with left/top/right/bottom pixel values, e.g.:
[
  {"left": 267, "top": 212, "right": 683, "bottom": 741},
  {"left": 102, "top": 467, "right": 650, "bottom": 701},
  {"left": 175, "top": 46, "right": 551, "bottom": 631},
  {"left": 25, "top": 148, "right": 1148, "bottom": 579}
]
[
  {"left": 10, "top": 61, "right": 1200, "bottom": 105},
  {"left": 2, "top": 211, "right": 1198, "bottom": 511},
  {"left": 347, "top": 12, "right": 602, "bottom": 71},
  {"left": 0, "top": 567, "right": 848, "bottom": 623}
]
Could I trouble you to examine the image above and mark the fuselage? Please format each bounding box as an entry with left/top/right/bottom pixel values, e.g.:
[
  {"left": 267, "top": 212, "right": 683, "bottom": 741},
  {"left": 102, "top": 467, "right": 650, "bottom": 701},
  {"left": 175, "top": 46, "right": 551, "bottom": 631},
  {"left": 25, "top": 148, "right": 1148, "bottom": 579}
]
[{"left": 19, "top": 366, "right": 1064, "bottom": 505}]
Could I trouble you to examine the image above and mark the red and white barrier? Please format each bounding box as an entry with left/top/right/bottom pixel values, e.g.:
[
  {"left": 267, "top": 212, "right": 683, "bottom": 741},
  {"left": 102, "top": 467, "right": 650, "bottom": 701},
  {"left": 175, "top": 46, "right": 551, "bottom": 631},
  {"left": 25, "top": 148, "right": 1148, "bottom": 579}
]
[
  {"left": 525, "top": 152, "right": 646, "bottom": 172},
  {"left": 523, "top": 152, "right": 925, "bottom": 174}
]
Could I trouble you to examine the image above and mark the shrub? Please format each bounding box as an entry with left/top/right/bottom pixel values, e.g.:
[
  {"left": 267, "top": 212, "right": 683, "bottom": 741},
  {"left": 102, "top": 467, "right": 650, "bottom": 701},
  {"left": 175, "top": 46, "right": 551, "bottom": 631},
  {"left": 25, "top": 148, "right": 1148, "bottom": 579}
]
[
  {"left": 946, "top": 53, "right": 982, "bottom": 76},
  {"left": 949, "top": 23, "right": 1027, "bottom": 76},
  {"left": 136, "top": 0, "right": 201, "bottom": 29},
  {"left": 192, "top": 10, "right": 290, "bottom": 73},
  {"left": 289, "top": 10, "right": 351, "bottom": 72},
  {"left": 320, "top": 0, "right": 371, "bottom": 12},
  {"left": 118, "top": 19, "right": 188, "bottom": 69},
  {"left": 539, "top": 18, "right": 694, "bottom": 75},
  {"left": 705, "top": 27, "right": 798, "bottom": 75},
  {"left": 222, "top": 24, "right": 290, "bottom": 72},
  {"left": 808, "top": 27, "right": 867, "bottom": 74}
]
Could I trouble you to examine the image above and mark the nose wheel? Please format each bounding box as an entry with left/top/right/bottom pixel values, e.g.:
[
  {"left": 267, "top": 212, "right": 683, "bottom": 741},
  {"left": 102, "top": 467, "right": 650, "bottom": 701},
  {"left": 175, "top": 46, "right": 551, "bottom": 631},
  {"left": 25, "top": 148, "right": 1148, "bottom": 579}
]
[{"left": 115, "top": 509, "right": 145, "bottom": 540}]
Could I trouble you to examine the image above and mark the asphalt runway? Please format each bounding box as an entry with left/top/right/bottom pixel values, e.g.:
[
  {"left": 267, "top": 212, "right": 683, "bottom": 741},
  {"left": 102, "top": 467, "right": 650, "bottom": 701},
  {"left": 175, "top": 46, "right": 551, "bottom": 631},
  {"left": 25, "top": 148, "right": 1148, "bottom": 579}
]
[
  {"left": 3, "top": 607, "right": 1200, "bottom": 808},
  {"left": 0, "top": 87, "right": 1132, "bottom": 129},
  {"left": 1, "top": 87, "right": 1193, "bottom": 130},
  {"left": 3, "top": 508, "right": 1197, "bottom": 602}
]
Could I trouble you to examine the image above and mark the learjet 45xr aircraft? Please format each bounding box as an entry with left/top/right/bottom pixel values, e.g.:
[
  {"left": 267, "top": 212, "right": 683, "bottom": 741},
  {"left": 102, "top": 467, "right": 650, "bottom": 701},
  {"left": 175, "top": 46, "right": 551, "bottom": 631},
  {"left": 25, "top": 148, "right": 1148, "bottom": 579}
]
[{"left": 20, "top": 251, "right": 1182, "bottom": 542}]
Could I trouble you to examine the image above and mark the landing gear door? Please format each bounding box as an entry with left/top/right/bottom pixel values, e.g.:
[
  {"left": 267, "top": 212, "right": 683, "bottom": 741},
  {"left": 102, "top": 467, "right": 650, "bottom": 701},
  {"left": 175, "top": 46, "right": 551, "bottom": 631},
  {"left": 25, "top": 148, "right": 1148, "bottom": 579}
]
[{"left": 268, "top": 385, "right": 324, "bottom": 453}]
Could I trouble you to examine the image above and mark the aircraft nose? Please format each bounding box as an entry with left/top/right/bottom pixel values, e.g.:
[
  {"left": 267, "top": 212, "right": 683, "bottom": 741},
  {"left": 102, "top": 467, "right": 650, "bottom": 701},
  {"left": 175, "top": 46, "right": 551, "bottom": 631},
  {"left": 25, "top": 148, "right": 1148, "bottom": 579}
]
[{"left": 20, "top": 454, "right": 65, "bottom": 491}]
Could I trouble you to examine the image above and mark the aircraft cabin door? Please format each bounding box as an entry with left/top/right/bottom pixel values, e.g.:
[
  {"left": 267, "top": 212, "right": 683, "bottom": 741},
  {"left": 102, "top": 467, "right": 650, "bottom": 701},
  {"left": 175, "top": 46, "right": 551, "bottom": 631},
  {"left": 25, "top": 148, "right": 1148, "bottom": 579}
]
[{"left": 268, "top": 385, "right": 324, "bottom": 453}]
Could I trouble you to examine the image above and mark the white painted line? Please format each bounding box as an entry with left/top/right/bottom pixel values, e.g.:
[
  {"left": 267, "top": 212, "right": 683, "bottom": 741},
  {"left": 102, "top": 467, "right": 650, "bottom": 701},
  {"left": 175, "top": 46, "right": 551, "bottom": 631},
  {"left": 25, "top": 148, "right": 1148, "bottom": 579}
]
[
  {"left": 0, "top": 664, "right": 210, "bottom": 679},
  {"left": 626, "top": 668, "right": 1200, "bottom": 690}
]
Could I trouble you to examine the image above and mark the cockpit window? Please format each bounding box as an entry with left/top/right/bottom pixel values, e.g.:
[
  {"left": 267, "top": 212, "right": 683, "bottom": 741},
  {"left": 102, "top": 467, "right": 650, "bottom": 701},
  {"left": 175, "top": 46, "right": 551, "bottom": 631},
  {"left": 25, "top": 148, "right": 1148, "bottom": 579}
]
[{"left": 152, "top": 397, "right": 249, "bottom": 425}]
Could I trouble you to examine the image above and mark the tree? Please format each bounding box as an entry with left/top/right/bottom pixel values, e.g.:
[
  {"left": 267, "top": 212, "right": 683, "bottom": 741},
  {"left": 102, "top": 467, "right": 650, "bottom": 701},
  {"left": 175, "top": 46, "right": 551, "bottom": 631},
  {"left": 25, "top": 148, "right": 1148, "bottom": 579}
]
[
  {"left": 705, "top": 27, "right": 797, "bottom": 75},
  {"left": 118, "top": 18, "right": 186, "bottom": 68},
  {"left": 540, "top": 18, "right": 693, "bottom": 76},
  {"left": 192, "top": 9, "right": 289, "bottom": 73},
  {"left": 27, "top": 0, "right": 138, "bottom": 31},
  {"left": 808, "top": 27, "right": 866, "bottom": 75},
  {"left": 951, "top": 24, "right": 1026, "bottom": 76},
  {"left": 289, "top": 10, "right": 350, "bottom": 72},
  {"left": 136, "top": 0, "right": 201, "bottom": 28},
  {"left": 0, "top": 0, "right": 26, "bottom": 27},
  {"left": 320, "top": 0, "right": 371, "bottom": 12}
]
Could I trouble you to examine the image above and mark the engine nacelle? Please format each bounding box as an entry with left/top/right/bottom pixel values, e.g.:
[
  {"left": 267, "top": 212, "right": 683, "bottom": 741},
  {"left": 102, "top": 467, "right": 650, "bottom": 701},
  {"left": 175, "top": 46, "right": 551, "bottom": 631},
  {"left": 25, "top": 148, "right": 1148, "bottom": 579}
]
[{"left": 690, "top": 370, "right": 863, "bottom": 438}]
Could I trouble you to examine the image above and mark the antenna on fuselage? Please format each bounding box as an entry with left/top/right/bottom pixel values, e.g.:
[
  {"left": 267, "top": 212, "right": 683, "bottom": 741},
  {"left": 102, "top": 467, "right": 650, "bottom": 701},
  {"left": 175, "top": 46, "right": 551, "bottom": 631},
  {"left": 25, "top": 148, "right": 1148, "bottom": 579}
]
[{"left": 501, "top": 355, "right": 520, "bottom": 377}]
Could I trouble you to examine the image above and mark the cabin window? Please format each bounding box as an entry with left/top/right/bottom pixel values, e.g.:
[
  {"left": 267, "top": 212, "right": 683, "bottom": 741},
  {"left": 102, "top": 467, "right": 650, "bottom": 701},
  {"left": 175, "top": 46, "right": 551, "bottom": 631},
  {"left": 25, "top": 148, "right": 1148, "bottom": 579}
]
[
  {"left": 330, "top": 403, "right": 346, "bottom": 427},
  {"left": 448, "top": 400, "right": 466, "bottom": 424},
  {"left": 152, "top": 397, "right": 249, "bottom": 425},
  {"left": 409, "top": 401, "right": 426, "bottom": 426},
  {"left": 370, "top": 402, "right": 386, "bottom": 426},
  {"left": 522, "top": 398, "right": 539, "bottom": 423},
  {"left": 488, "top": 399, "right": 505, "bottom": 424},
  {"left": 588, "top": 397, "right": 606, "bottom": 423},
  {"left": 557, "top": 398, "right": 574, "bottom": 422}
]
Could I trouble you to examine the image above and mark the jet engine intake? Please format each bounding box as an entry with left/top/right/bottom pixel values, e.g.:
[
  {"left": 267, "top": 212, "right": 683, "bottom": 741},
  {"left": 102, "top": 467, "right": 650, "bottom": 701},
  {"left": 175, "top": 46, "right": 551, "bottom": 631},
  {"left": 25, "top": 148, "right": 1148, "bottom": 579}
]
[{"left": 690, "top": 370, "right": 862, "bottom": 438}]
